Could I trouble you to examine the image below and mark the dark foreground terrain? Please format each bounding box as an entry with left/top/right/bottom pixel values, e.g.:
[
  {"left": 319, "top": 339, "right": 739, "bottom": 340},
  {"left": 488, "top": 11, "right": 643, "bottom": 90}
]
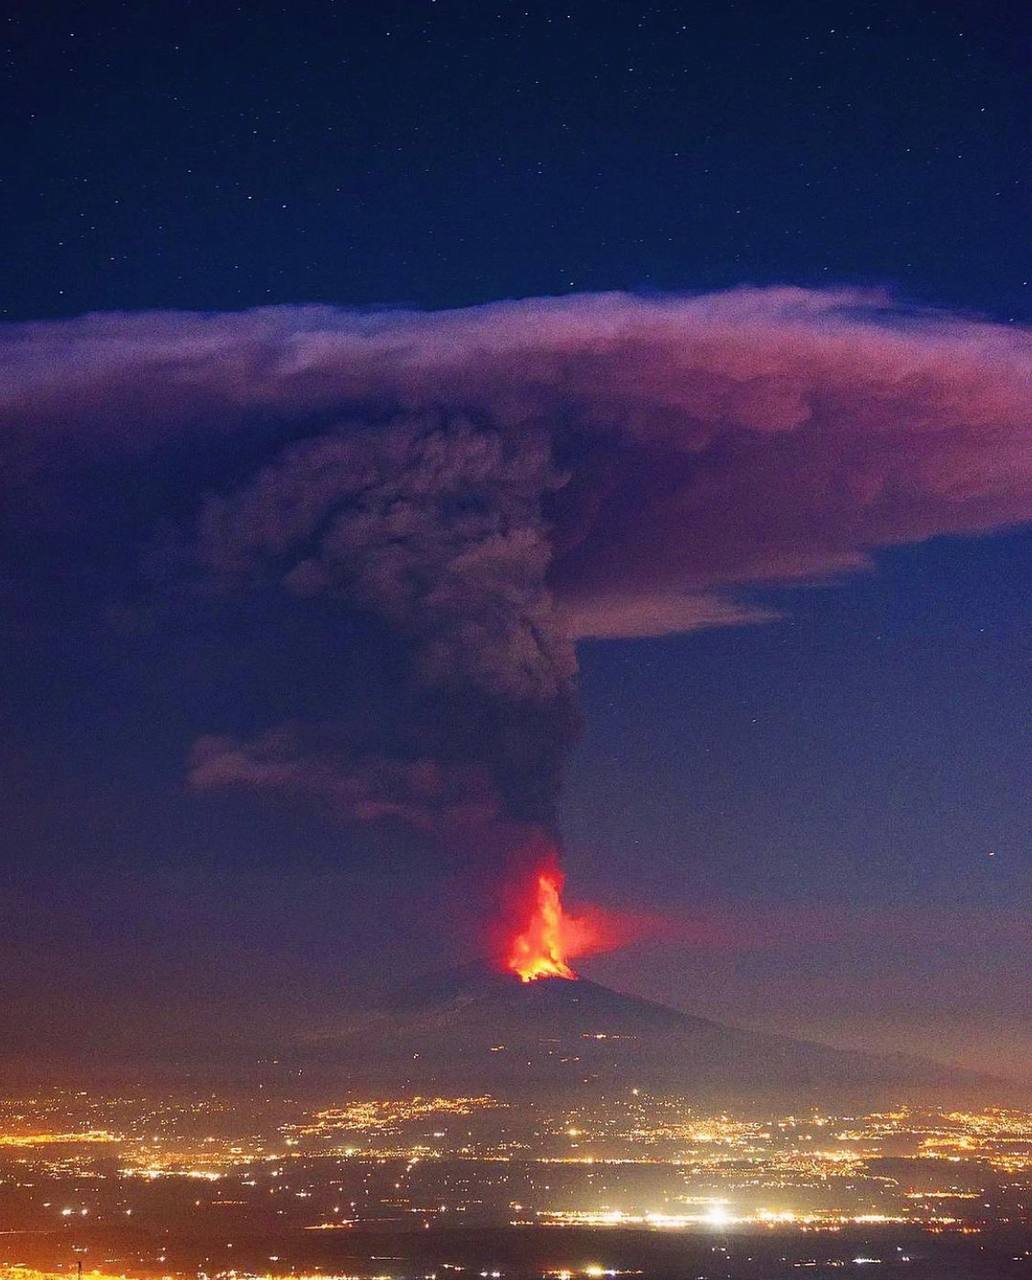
[{"left": 5, "top": 1224, "right": 1032, "bottom": 1280}]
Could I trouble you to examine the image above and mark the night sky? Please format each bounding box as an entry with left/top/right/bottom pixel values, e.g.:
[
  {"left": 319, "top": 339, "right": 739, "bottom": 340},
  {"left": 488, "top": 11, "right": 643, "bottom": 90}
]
[{"left": 2, "top": 0, "right": 1030, "bottom": 1077}]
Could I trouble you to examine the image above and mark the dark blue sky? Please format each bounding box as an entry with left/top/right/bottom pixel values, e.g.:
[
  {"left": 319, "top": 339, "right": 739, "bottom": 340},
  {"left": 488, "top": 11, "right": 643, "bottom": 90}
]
[
  {"left": 6, "top": 0, "right": 1029, "bottom": 322},
  {"left": 2, "top": 0, "right": 1030, "bottom": 1075}
]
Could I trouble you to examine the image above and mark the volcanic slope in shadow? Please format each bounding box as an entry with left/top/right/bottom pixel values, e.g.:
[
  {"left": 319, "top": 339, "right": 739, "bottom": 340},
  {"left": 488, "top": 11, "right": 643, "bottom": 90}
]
[{"left": 302, "top": 963, "right": 1014, "bottom": 1104}]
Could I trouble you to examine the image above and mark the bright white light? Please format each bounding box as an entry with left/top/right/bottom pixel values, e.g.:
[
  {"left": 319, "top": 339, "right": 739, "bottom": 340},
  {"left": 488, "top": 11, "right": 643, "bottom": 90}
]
[{"left": 706, "top": 1202, "right": 732, "bottom": 1227}]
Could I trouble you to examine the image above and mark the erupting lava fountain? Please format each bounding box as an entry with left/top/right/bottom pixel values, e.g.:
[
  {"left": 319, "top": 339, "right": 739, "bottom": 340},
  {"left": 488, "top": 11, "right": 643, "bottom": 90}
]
[{"left": 506, "top": 867, "right": 602, "bottom": 982}]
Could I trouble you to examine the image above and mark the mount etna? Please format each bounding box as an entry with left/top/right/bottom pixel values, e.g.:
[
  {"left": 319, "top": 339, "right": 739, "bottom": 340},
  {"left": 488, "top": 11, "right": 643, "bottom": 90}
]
[{"left": 296, "top": 963, "right": 1008, "bottom": 1105}]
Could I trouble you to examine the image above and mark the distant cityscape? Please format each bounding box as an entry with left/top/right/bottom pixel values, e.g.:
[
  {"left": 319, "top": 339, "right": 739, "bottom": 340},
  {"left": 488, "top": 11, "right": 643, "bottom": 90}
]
[{"left": 2, "top": 1088, "right": 1031, "bottom": 1279}]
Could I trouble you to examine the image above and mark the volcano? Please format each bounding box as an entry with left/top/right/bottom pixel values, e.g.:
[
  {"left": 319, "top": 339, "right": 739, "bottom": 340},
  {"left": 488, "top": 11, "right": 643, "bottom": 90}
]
[{"left": 302, "top": 962, "right": 1002, "bottom": 1104}]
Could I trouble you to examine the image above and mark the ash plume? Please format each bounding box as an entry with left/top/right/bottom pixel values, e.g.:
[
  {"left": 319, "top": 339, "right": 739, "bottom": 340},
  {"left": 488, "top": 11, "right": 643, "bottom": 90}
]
[
  {"left": 191, "top": 415, "right": 579, "bottom": 829},
  {"left": 2, "top": 287, "right": 1030, "bottom": 856}
]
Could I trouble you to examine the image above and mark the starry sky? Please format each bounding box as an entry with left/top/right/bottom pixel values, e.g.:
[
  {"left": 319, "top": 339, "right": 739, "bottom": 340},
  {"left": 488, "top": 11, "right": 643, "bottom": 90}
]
[{"left": 2, "top": 0, "right": 1030, "bottom": 1077}]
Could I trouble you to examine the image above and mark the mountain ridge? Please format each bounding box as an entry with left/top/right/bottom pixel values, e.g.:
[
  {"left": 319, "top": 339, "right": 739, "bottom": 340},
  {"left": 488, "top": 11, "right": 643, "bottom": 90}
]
[{"left": 297, "top": 961, "right": 1013, "bottom": 1103}]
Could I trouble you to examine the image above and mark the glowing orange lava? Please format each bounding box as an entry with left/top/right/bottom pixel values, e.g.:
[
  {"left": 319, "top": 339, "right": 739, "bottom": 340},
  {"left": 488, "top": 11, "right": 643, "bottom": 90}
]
[{"left": 507, "top": 868, "right": 593, "bottom": 982}]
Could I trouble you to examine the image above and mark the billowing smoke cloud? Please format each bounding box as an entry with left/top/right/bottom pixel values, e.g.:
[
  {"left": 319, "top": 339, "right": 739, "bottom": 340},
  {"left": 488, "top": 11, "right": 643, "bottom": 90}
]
[
  {"left": 2, "top": 287, "right": 1030, "bottom": 850},
  {"left": 197, "top": 416, "right": 574, "bottom": 701}
]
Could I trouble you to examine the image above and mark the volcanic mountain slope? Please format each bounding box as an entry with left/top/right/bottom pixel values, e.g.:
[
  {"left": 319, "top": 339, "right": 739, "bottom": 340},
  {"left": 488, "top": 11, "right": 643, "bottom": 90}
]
[{"left": 303, "top": 963, "right": 1005, "bottom": 1103}]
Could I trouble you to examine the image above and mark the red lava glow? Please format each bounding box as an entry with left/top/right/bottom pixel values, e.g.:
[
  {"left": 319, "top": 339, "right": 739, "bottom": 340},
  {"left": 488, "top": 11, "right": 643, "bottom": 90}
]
[{"left": 507, "top": 867, "right": 597, "bottom": 982}]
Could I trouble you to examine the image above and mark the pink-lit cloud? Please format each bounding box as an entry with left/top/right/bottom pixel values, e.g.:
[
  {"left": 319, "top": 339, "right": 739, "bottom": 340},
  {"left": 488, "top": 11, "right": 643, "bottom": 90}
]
[
  {"left": 3, "top": 288, "right": 1029, "bottom": 647},
  {"left": 188, "top": 723, "right": 501, "bottom": 832},
  {"left": 3, "top": 287, "right": 1029, "bottom": 832}
]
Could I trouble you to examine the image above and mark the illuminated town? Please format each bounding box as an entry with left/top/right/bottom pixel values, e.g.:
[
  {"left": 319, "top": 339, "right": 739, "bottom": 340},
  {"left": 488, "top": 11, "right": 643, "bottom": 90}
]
[{"left": 2, "top": 1088, "right": 1031, "bottom": 1279}]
